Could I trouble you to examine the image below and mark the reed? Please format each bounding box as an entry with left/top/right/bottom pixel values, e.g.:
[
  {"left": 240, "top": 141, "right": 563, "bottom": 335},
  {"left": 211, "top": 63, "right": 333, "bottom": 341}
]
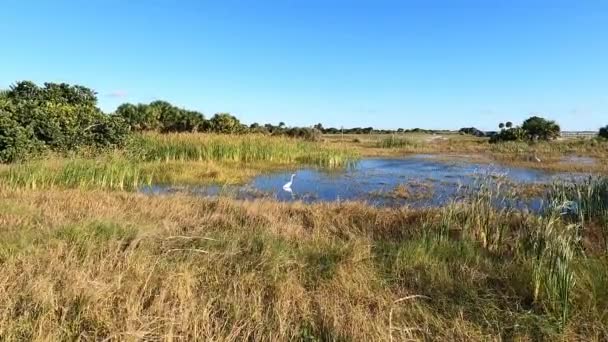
[
  {"left": 128, "top": 133, "right": 358, "bottom": 167},
  {"left": 526, "top": 212, "right": 580, "bottom": 326},
  {"left": 0, "top": 158, "right": 152, "bottom": 191},
  {"left": 376, "top": 135, "right": 421, "bottom": 149}
]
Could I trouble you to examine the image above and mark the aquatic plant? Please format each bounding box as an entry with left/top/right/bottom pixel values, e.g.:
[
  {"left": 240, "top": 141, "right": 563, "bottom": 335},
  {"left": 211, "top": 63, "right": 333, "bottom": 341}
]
[
  {"left": 127, "top": 133, "right": 358, "bottom": 167},
  {"left": 0, "top": 158, "right": 152, "bottom": 191}
]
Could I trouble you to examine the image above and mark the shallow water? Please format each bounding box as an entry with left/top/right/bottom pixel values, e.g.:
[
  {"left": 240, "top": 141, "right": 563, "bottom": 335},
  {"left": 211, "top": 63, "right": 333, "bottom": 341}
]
[
  {"left": 141, "top": 155, "right": 585, "bottom": 209},
  {"left": 559, "top": 155, "right": 597, "bottom": 165}
]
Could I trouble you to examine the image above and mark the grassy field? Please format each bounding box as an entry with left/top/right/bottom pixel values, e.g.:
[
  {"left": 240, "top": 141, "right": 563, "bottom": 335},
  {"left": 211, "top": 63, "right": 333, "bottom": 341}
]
[
  {"left": 1, "top": 133, "right": 607, "bottom": 340},
  {"left": 0, "top": 177, "right": 607, "bottom": 340}
]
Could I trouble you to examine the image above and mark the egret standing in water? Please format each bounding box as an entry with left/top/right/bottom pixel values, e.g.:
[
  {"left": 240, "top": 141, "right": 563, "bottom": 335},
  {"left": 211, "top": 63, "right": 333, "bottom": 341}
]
[{"left": 283, "top": 173, "right": 296, "bottom": 192}]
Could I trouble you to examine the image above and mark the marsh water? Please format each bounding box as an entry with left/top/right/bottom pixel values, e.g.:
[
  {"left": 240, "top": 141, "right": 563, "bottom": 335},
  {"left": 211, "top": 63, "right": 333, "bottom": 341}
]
[{"left": 142, "top": 155, "right": 588, "bottom": 209}]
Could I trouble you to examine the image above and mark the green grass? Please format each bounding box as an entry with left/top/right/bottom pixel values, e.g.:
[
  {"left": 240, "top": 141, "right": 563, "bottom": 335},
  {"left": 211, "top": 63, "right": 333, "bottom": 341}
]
[
  {"left": 0, "top": 133, "right": 360, "bottom": 190},
  {"left": 128, "top": 133, "right": 358, "bottom": 167},
  {"left": 0, "top": 157, "right": 152, "bottom": 191},
  {"left": 376, "top": 135, "right": 421, "bottom": 148}
]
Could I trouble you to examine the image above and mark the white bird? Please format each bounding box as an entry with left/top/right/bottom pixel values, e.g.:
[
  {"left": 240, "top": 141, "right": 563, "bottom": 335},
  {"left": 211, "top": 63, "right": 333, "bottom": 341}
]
[
  {"left": 282, "top": 173, "right": 296, "bottom": 191},
  {"left": 534, "top": 153, "right": 541, "bottom": 163}
]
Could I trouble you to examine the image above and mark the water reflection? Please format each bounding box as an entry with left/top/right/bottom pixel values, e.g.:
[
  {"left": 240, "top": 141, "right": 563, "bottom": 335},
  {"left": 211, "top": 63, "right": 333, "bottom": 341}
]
[{"left": 141, "top": 156, "right": 587, "bottom": 209}]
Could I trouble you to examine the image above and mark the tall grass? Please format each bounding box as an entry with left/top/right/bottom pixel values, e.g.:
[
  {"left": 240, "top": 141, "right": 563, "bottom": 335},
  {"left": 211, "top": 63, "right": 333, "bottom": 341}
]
[
  {"left": 0, "top": 158, "right": 152, "bottom": 191},
  {"left": 1, "top": 175, "right": 607, "bottom": 339},
  {"left": 526, "top": 212, "right": 580, "bottom": 326},
  {"left": 128, "top": 133, "right": 358, "bottom": 167},
  {"left": 376, "top": 135, "right": 421, "bottom": 149},
  {"left": 0, "top": 133, "right": 359, "bottom": 190}
]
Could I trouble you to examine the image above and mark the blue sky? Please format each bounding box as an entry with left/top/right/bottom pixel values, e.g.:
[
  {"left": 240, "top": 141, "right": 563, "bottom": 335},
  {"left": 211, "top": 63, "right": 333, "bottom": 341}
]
[{"left": 1, "top": 0, "right": 607, "bottom": 130}]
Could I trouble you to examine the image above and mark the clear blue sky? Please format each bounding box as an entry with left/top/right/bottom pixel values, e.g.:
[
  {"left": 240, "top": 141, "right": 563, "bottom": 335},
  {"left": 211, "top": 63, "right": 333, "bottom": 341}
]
[{"left": 1, "top": 0, "right": 607, "bottom": 130}]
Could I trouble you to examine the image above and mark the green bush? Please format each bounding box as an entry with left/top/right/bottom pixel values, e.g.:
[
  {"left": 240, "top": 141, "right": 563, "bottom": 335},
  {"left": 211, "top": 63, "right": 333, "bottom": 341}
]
[
  {"left": 490, "top": 116, "right": 560, "bottom": 143},
  {"left": 0, "top": 113, "right": 39, "bottom": 162},
  {"left": 522, "top": 116, "right": 560, "bottom": 140},
  {"left": 0, "top": 81, "right": 131, "bottom": 162},
  {"left": 115, "top": 101, "right": 205, "bottom": 133},
  {"left": 283, "top": 127, "right": 322, "bottom": 141}
]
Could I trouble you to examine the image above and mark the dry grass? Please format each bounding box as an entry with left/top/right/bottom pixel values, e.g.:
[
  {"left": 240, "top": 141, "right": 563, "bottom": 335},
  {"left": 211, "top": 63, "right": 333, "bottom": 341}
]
[
  {"left": 324, "top": 133, "right": 608, "bottom": 174},
  {"left": 1, "top": 187, "right": 607, "bottom": 341}
]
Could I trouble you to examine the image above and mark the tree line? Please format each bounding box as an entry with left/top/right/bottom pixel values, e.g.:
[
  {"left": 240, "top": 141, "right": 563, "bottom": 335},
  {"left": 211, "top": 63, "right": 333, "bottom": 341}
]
[{"left": 1, "top": 80, "right": 607, "bottom": 162}]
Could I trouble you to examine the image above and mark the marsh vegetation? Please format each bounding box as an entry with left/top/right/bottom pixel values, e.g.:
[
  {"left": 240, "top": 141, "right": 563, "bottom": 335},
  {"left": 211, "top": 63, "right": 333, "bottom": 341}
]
[{"left": 1, "top": 81, "right": 608, "bottom": 340}]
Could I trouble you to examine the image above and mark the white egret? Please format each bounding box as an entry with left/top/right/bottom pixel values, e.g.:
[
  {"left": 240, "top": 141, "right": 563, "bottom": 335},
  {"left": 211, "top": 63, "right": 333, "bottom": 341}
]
[
  {"left": 534, "top": 153, "right": 541, "bottom": 163},
  {"left": 282, "top": 173, "right": 296, "bottom": 191}
]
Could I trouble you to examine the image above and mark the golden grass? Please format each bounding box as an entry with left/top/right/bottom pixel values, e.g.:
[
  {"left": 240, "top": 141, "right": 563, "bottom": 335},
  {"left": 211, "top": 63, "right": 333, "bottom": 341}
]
[{"left": 1, "top": 187, "right": 607, "bottom": 340}]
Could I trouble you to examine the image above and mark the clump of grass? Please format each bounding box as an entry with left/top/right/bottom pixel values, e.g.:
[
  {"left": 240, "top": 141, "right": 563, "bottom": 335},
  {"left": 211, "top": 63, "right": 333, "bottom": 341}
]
[
  {"left": 525, "top": 212, "right": 581, "bottom": 326},
  {"left": 128, "top": 133, "right": 358, "bottom": 167},
  {"left": 377, "top": 136, "right": 421, "bottom": 149},
  {"left": 370, "top": 181, "right": 434, "bottom": 201}
]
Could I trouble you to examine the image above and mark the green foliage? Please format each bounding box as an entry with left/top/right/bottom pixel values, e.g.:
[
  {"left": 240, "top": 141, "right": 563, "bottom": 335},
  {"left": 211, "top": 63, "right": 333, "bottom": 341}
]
[
  {"left": 127, "top": 133, "right": 357, "bottom": 167},
  {"left": 283, "top": 127, "right": 322, "bottom": 141},
  {"left": 0, "top": 112, "right": 39, "bottom": 162},
  {"left": 115, "top": 101, "right": 205, "bottom": 133},
  {"left": 208, "top": 113, "right": 242, "bottom": 134},
  {"left": 491, "top": 116, "right": 560, "bottom": 143},
  {"left": 0, "top": 157, "right": 152, "bottom": 191},
  {"left": 522, "top": 116, "right": 560, "bottom": 141},
  {"left": 0, "top": 81, "right": 130, "bottom": 162}
]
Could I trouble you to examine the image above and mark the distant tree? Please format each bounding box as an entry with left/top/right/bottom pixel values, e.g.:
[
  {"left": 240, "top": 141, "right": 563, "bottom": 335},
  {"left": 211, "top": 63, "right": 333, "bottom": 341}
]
[
  {"left": 521, "top": 116, "right": 560, "bottom": 141},
  {"left": 506, "top": 121, "right": 513, "bottom": 128},
  {"left": 284, "top": 127, "right": 322, "bottom": 141},
  {"left": 459, "top": 127, "right": 485, "bottom": 137},
  {"left": 599, "top": 125, "right": 608, "bottom": 139},
  {"left": 498, "top": 123, "right": 505, "bottom": 129},
  {"left": 115, "top": 103, "right": 159, "bottom": 131},
  {"left": 115, "top": 101, "right": 204, "bottom": 132},
  {"left": 278, "top": 122, "right": 286, "bottom": 129},
  {"left": 209, "top": 113, "right": 241, "bottom": 134},
  {"left": 313, "top": 123, "right": 324, "bottom": 132}
]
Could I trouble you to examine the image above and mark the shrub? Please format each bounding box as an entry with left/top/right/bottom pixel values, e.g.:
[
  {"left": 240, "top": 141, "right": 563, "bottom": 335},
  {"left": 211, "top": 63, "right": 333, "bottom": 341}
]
[
  {"left": 0, "top": 81, "right": 131, "bottom": 162},
  {"left": 0, "top": 112, "right": 39, "bottom": 162},
  {"left": 458, "top": 127, "right": 485, "bottom": 137},
  {"left": 283, "top": 127, "right": 322, "bottom": 141},
  {"left": 208, "top": 113, "right": 242, "bottom": 134},
  {"left": 115, "top": 101, "right": 205, "bottom": 133},
  {"left": 490, "top": 116, "right": 560, "bottom": 143},
  {"left": 599, "top": 125, "right": 608, "bottom": 139},
  {"left": 521, "top": 116, "right": 560, "bottom": 141}
]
